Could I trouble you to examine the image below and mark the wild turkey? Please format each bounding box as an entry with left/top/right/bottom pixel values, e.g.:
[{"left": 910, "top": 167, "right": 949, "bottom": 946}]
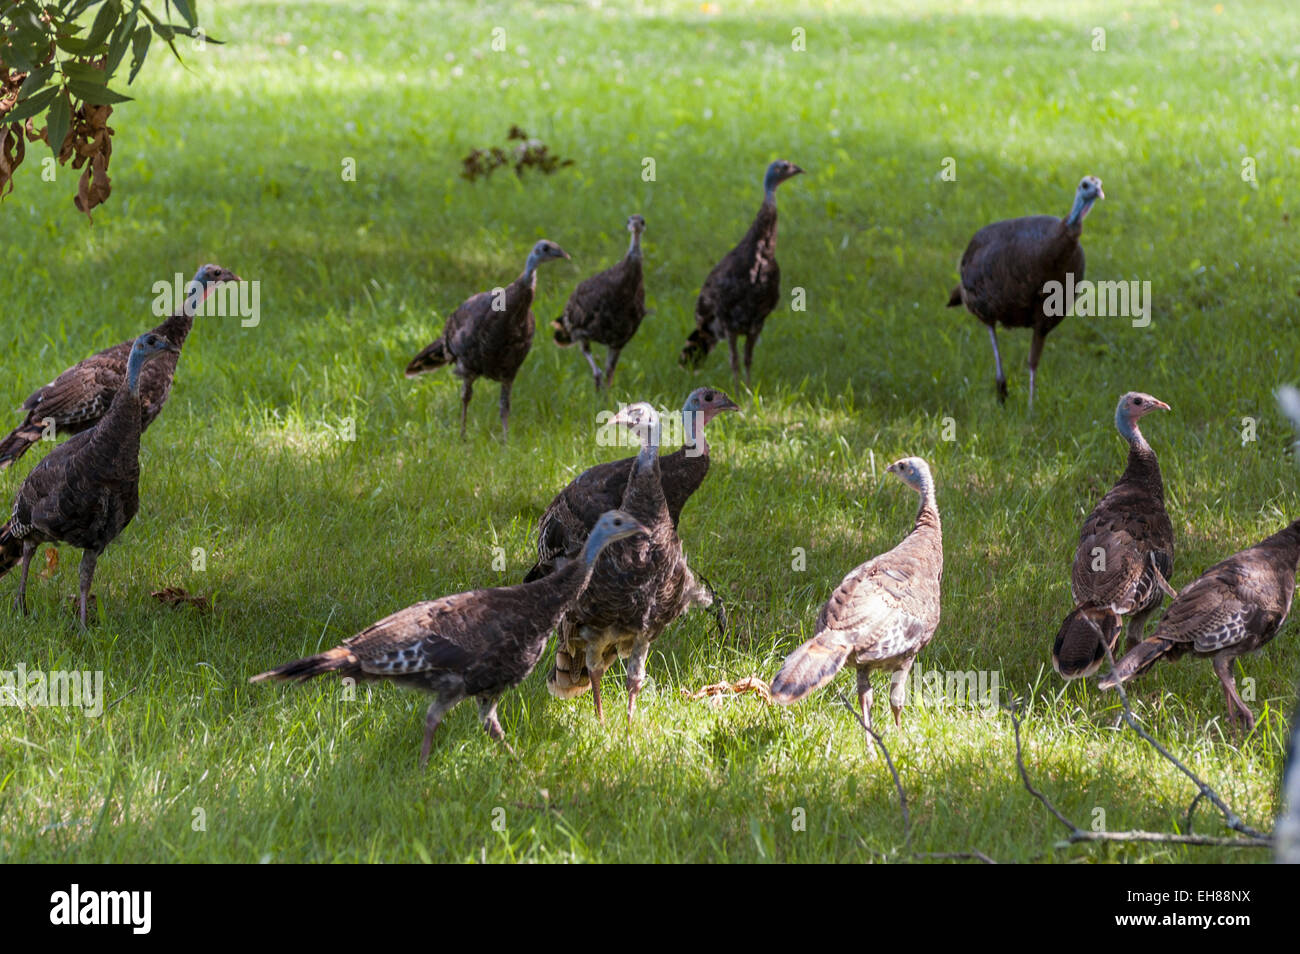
[
  {"left": 553, "top": 215, "right": 646, "bottom": 389},
  {"left": 545, "top": 403, "right": 715, "bottom": 722},
  {"left": 771, "top": 457, "right": 943, "bottom": 733},
  {"left": 0, "top": 263, "right": 239, "bottom": 469},
  {"left": 947, "top": 175, "right": 1104, "bottom": 406},
  {"left": 405, "top": 239, "right": 570, "bottom": 438},
  {"left": 680, "top": 159, "right": 803, "bottom": 382},
  {"left": 1053, "top": 392, "right": 1175, "bottom": 679},
  {"left": 523, "top": 386, "right": 739, "bottom": 584},
  {"left": 251, "top": 510, "right": 647, "bottom": 765},
  {"left": 0, "top": 333, "right": 180, "bottom": 627},
  {"left": 1098, "top": 519, "right": 1300, "bottom": 731}
]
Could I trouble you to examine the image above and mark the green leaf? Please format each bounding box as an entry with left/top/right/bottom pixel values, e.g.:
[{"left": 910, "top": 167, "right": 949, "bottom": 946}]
[
  {"left": 171, "top": 0, "right": 197, "bottom": 28},
  {"left": 18, "top": 64, "right": 56, "bottom": 99},
  {"left": 45, "top": 89, "right": 72, "bottom": 158},
  {"left": 68, "top": 79, "right": 133, "bottom": 105},
  {"left": 62, "top": 61, "right": 108, "bottom": 84},
  {"left": 3, "top": 86, "right": 59, "bottom": 125},
  {"left": 104, "top": 12, "right": 139, "bottom": 76},
  {"left": 83, "top": 0, "right": 123, "bottom": 51},
  {"left": 128, "top": 25, "right": 152, "bottom": 83},
  {"left": 55, "top": 35, "right": 92, "bottom": 55}
]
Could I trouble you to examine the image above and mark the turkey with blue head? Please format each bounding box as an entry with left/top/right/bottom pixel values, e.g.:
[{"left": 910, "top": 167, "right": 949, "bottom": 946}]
[
  {"left": 405, "top": 239, "right": 570, "bottom": 439},
  {"left": 252, "top": 509, "right": 648, "bottom": 764},
  {"left": 947, "top": 176, "right": 1103, "bottom": 407},
  {"left": 680, "top": 160, "right": 803, "bottom": 383},
  {"left": 553, "top": 214, "right": 646, "bottom": 389},
  {"left": 0, "top": 332, "right": 181, "bottom": 627},
  {"left": 0, "top": 263, "right": 239, "bottom": 469}
]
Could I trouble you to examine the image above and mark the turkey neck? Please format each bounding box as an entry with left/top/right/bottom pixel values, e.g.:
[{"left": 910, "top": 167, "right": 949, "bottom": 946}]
[
  {"left": 531, "top": 534, "right": 623, "bottom": 622},
  {"left": 1117, "top": 414, "right": 1165, "bottom": 502},
  {"left": 627, "top": 229, "right": 643, "bottom": 262},
  {"left": 1063, "top": 191, "right": 1095, "bottom": 235},
  {"left": 88, "top": 351, "right": 147, "bottom": 461},
  {"left": 151, "top": 282, "right": 214, "bottom": 349},
  {"left": 911, "top": 481, "right": 941, "bottom": 538},
  {"left": 519, "top": 250, "right": 548, "bottom": 293},
  {"left": 621, "top": 417, "right": 665, "bottom": 518}
]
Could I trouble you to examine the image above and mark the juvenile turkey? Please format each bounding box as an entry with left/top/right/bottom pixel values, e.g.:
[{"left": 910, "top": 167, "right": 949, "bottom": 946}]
[
  {"left": 405, "top": 239, "right": 569, "bottom": 438},
  {"left": 251, "top": 510, "right": 647, "bottom": 765},
  {"left": 680, "top": 159, "right": 803, "bottom": 383},
  {"left": 523, "top": 386, "right": 739, "bottom": 584},
  {"left": 0, "top": 333, "right": 180, "bottom": 627},
  {"left": 1098, "top": 519, "right": 1300, "bottom": 731},
  {"left": 546, "top": 404, "right": 715, "bottom": 722},
  {"left": 947, "top": 176, "right": 1103, "bottom": 406},
  {"left": 771, "top": 457, "right": 943, "bottom": 733},
  {"left": 553, "top": 215, "right": 646, "bottom": 389},
  {"left": 0, "top": 264, "right": 239, "bottom": 469},
  {"left": 1053, "top": 392, "right": 1175, "bottom": 680}
]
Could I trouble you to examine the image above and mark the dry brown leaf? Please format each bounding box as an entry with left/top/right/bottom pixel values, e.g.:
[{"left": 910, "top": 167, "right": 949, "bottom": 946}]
[
  {"left": 150, "top": 587, "right": 212, "bottom": 613},
  {"left": 0, "top": 124, "right": 23, "bottom": 200},
  {"left": 38, "top": 547, "right": 59, "bottom": 580},
  {"left": 681, "top": 675, "right": 772, "bottom": 704}
]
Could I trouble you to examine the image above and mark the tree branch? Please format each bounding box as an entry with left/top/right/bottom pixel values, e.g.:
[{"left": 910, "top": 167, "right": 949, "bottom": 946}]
[{"left": 1003, "top": 695, "right": 1271, "bottom": 851}]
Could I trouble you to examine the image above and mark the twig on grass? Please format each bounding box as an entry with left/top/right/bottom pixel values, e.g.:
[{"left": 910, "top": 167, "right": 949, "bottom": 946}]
[
  {"left": 1003, "top": 690, "right": 1271, "bottom": 850},
  {"left": 1098, "top": 639, "right": 1268, "bottom": 839},
  {"left": 837, "top": 693, "right": 997, "bottom": 864}
]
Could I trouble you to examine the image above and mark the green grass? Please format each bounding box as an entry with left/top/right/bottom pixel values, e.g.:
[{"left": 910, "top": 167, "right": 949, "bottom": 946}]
[{"left": 1, "top": 0, "right": 1298, "bottom": 862}]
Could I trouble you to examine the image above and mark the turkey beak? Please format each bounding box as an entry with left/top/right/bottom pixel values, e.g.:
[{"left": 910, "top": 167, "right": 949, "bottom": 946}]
[
  {"left": 1152, "top": 399, "right": 1170, "bottom": 412},
  {"left": 790, "top": 165, "right": 805, "bottom": 177},
  {"left": 719, "top": 396, "right": 741, "bottom": 413}
]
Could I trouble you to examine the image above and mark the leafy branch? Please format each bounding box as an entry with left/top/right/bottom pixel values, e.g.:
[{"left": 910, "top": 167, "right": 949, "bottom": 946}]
[{"left": 1, "top": 0, "right": 219, "bottom": 217}]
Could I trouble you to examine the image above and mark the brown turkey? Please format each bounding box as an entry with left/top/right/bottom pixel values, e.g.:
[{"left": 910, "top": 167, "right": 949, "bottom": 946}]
[
  {"left": 680, "top": 159, "right": 802, "bottom": 383},
  {"left": 0, "top": 263, "right": 239, "bottom": 469},
  {"left": 0, "top": 333, "right": 180, "bottom": 627},
  {"left": 553, "top": 215, "right": 646, "bottom": 389},
  {"left": 251, "top": 510, "right": 648, "bottom": 765},
  {"left": 545, "top": 403, "right": 716, "bottom": 722},
  {"left": 947, "top": 176, "right": 1103, "bottom": 407},
  {"left": 523, "top": 386, "right": 739, "bottom": 584},
  {"left": 1053, "top": 392, "right": 1175, "bottom": 680},
  {"left": 771, "top": 457, "right": 943, "bottom": 734},
  {"left": 1098, "top": 519, "right": 1300, "bottom": 731},
  {"left": 405, "top": 240, "right": 569, "bottom": 439}
]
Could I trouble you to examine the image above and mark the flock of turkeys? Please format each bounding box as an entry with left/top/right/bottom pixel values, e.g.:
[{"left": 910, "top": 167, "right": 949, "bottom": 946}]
[{"left": 0, "top": 161, "right": 1295, "bottom": 769}]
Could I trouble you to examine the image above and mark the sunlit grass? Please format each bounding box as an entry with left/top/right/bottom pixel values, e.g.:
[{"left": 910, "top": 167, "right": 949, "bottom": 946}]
[{"left": 0, "top": 0, "right": 1296, "bottom": 862}]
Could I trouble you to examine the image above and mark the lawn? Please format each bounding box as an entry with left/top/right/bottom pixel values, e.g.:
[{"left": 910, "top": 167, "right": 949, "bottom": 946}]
[{"left": 0, "top": 0, "right": 1297, "bottom": 862}]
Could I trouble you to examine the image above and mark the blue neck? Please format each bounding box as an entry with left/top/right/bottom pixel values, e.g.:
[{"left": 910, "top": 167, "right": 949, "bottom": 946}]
[
  {"left": 126, "top": 348, "right": 149, "bottom": 395},
  {"left": 1065, "top": 192, "right": 1092, "bottom": 227},
  {"left": 1115, "top": 407, "right": 1144, "bottom": 446},
  {"left": 627, "top": 230, "right": 642, "bottom": 259},
  {"left": 633, "top": 417, "right": 662, "bottom": 472},
  {"left": 583, "top": 532, "right": 609, "bottom": 567},
  {"left": 522, "top": 250, "right": 541, "bottom": 280}
]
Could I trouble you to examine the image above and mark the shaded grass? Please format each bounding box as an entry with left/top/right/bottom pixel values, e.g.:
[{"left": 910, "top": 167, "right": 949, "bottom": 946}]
[{"left": 0, "top": 0, "right": 1297, "bottom": 862}]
